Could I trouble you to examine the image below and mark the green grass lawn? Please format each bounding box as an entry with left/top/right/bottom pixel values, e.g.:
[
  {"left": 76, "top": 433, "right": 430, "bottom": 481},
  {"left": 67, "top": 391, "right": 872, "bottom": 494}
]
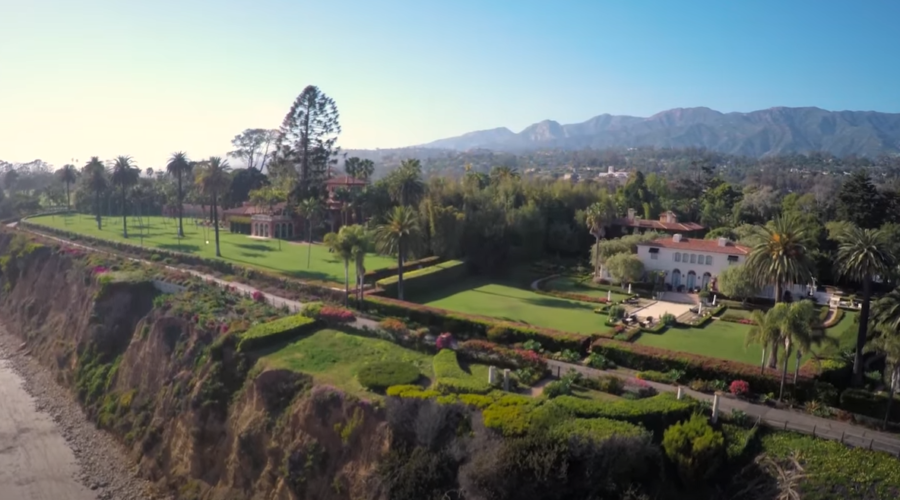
[
  {"left": 410, "top": 274, "right": 610, "bottom": 335},
  {"left": 545, "top": 276, "right": 631, "bottom": 302},
  {"left": 28, "top": 213, "right": 395, "bottom": 284},
  {"left": 260, "top": 329, "right": 434, "bottom": 396}
]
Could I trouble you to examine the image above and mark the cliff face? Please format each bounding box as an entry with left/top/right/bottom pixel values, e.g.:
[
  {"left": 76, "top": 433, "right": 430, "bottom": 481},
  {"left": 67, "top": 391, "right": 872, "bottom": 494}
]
[{"left": 0, "top": 233, "right": 389, "bottom": 500}]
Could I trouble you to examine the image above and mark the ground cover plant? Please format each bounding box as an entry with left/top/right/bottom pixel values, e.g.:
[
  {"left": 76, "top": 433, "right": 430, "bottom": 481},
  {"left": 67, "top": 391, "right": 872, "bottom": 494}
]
[
  {"left": 28, "top": 213, "right": 395, "bottom": 284},
  {"left": 260, "top": 328, "right": 434, "bottom": 397}
]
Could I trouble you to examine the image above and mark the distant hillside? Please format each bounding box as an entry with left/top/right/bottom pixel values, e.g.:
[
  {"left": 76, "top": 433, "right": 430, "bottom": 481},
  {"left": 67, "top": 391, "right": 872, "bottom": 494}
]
[{"left": 418, "top": 107, "right": 900, "bottom": 158}]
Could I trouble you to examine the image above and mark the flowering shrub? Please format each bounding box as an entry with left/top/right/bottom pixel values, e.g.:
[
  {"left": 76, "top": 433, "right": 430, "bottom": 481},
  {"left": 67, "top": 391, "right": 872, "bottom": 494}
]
[
  {"left": 379, "top": 317, "right": 409, "bottom": 337},
  {"left": 730, "top": 380, "right": 750, "bottom": 397},
  {"left": 613, "top": 324, "right": 626, "bottom": 334},
  {"left": 92, "top": 265, "right": 109, "bottom": 274},
  {"left": 533, "top": 289, "right": 609, "bottom": 304},
  {"left": 251, "top": 290, "right": 266, "bottom": 303},
  {"left": 318, "top": 306, "right": 356, "bottom": 323},
  {"left": 436, "top": 332, "right": 454, "bottom": 349},
  {"left": 458, "top": 339, "right": 546, "bottom": 372}
]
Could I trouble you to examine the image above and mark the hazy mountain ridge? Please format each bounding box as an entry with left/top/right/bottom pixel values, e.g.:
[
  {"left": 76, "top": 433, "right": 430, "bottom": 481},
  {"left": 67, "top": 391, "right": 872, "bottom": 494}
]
[{"left": 419, "top": 107, "right": 900, "bottom": 157}]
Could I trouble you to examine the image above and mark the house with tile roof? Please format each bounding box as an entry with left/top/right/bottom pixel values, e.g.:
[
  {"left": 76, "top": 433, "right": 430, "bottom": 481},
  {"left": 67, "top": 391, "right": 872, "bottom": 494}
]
[{"left": 614, "top": 209, "right": 705, "bottom": 237}]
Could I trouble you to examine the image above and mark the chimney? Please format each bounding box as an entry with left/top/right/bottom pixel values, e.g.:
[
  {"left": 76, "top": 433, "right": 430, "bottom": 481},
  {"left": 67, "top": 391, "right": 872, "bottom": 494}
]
[
  {"left": 608, "top": 166, "right": 615, "bottom": 174},
  {"left": 673, "top": 234, "right": 683, "bottom": 243},
  {"left": 718, "top": 237, "right": 728, "bottom": 247},
  {"left": 627, "top": 208, "right": 635, "bottom": 222}
]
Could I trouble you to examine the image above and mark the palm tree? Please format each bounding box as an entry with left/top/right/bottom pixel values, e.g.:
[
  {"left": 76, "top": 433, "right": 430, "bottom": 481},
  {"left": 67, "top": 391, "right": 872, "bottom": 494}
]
[
  {"left": 298, "top": 197, "right": 324, "bottom": 268},
  {"left": 166, "top": 152, "right": 192, "bottom": 238},
  {"left": 333, "top": 187, "right": 352, "bottom": 226},
  {"left": 387, "top": 159, "right": 424, "bottom": 206},
  {"left": 868, "top": 331, "right": 900, "bottom": 427},
  {"left": 58, "top": 164, "right": 78, "bottom": 210},
  {"left": 325, "top": 228, "right": 356, "bottom": 306},
  {"left": 374, "top": 206, "right": 422, "bottom": 300},
  {"left": 489, "top": 165, "right": 520, "bottom": 185},
  {"left": 83, "top": 157, "right": 107, "bottom": 229},
  {"left": 111, "top": 156, "right": 139, "bottom": 238},
  {"left": 585, "top": 197, "right": 617, "bottom": 278},
  {"left": 343, "top": 225, "right": 370, "bottom": 305},
  {"left": 746, "top": 214, "right": 814, "bottom": 368},
  {"left": 745, "top": 308, "right": 783, "bottom": 374},
  {"left": 194, "top": 157, "right": 231, "bottom": 257},
  {"left": 786, "top": 301, "right": 832, "bottom": 386},
  {"left": 357, "top": 159, "right": 375, "bottom": 181},
  {"left": 772, "top": 300, "right": 819, "bottom": 400},
  {"left": 836, "top": 225, "right": 897, "bottom": 386}
]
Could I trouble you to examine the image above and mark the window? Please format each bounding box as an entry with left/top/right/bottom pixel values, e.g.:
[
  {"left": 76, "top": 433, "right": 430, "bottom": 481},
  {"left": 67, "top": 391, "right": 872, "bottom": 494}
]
[
  {"left": 674, "top": 252, "right": 681, "bottom": 262},
  {"left": 705, "top": 255, "right": 712, "bottom": 265},
  {"left": 682, "top": 252, "right": 688, "bottom": 262},
  {"left": 727, "top": 255, "right": 739, "bottom": 265},
  {"left": 690, "top": 254, "right": 697, "bottom": 264},
  {"left": 649, "top": 248, "right": 659, "bottom": 260},
  {"left": 698, "top": 254, "right": 704, "bottom": 265}
]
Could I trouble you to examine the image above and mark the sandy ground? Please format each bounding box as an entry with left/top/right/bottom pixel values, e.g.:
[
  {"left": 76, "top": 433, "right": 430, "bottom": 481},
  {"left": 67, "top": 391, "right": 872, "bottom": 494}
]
[
  {"left": 0, "top": 358, "right": 96, "bottom": 500},
  {"left": 631, "top": 300, "right": 693, "bottom": 320}
]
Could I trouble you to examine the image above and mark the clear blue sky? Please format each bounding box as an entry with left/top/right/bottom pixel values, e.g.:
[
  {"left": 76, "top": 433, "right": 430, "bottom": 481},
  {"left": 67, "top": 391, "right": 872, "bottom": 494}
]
[{"left": 2, "top": 0, "right": 899, "bottom": 168}]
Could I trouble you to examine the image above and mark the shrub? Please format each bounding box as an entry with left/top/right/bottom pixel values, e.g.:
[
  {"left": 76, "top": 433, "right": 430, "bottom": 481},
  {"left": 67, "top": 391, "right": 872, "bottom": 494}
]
[
  {"left": 580, "top": 375, "right": 625, "bottom": 395},
  {"left": 637, "top": 370, "right": 678, "bottom": 384},
  {"left": 513, "top": 367, "right": 543, "bottom": 386},
  {"left": 607, "top": 305, "right": 624, "bottom": 319},
  {"left": 660, "top": 313, "right": 676, "bottom": 325},
  {"left": 363, "top": 255, "right": 443, "bottom": 283},
  {"left": 458, "top": 340, "right": 547, "bottom": 373},
  {"left": 376, "top": 260, "right": 467, "bottom": 298},
  {"left": 238, "top": 315, "right": 319, "bottom": 352},
  {"left": 533, "top": 288, "right": 609, "bottom": 304},
  {"left": 486, "top": 325, "right": 510, "bottom": 343},
  {"left": 251, "top": 290, "right": 266, "bottom": 303},
  {"left": 586, "top": 352, "right": 615, "bottom": 369},
  {"left": 522, "top": 340, "right": 543, "bottom": 353},
  {"left": 689, "top": 379, "right": 715, "bottom": 393},
  {"left": 379, "top": 317, "right": 409, "bottom": 337},
  {"left": 435, "top": 332, "right": 454, "bottom": 350},
  {"left": 318, "top": 306, "right": 356, "bottom": 323},
  {"left": 300, "top": 301, "right": 324, "bottom": 318},
  {"left": 552, "top": 349, "right": 581, "bottom": 363},
  {"left": 729, "top": 380, "right": 750, "bottom": 397},
  {"left": 839, "top": 388, "right": 900, "bottom": 422},
  {"left": 358, "top": 362, "right": 420, "bottom": 392},
  {"left": 720, "top": 313, "right": 754, "bottom": 324},
  {"left": 543, "top": 380, "right": 573, "bottom": 398},
  {"left": 432, "top": 349, "right": 492, "bottom": 395},
  {"left": 364, "top": 295, "right": 590, "bottom": 353},
  {"left": 662, "top": 413, "right": 725, "bottom": 483},
  {"left": 551, "top": 393, "right": 697, "bottom": 434}
]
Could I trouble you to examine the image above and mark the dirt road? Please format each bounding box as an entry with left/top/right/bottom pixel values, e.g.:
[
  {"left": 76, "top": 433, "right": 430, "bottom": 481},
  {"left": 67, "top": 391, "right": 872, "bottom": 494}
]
[{"left": 0, "top": 359, "right": 96, "bottom": 500}]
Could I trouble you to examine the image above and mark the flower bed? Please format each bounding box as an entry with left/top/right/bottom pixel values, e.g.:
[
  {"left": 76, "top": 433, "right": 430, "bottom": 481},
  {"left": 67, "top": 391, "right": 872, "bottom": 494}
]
[
  {"left": 364, "top": 294, "right": 590, "bottom": 353},
  {"left": 591, "top": 338, "right": 818, "bottom": 397},
  {"left": 720, "top": 313, "right": 756, "bottom": 325},
  {"left": 317, "top": 306, "right": 356, "bottom": 324},
  {"left": 533, "top": 288, "right": 609, "bottom": 304},
  {"left": 457, "top": 339, "right": 546, "bottom": 373}
]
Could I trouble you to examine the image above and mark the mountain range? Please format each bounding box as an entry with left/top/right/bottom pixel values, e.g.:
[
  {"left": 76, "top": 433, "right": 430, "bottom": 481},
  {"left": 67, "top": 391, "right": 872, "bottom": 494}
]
[{"left": 418, "top": 107, "right": 900, "bottom": 158}]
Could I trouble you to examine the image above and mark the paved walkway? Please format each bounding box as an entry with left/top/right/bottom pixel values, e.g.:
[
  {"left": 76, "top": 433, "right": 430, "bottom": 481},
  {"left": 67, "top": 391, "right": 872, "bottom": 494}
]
[{"left": 547, "top": 359, "right": 900, "bottom": 456}]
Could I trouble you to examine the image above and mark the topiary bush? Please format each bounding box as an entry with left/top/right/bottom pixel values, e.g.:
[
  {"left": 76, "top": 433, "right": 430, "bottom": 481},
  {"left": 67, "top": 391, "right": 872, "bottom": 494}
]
[
  {"left": 358, "top": 361, "right": 420, "bottom": 392},
  {"left": 662, "top": 413, "right": 725, "bottom": 484}
]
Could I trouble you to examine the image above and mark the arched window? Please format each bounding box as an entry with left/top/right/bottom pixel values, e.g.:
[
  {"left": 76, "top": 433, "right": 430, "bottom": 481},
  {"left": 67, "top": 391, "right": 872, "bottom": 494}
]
[
  {"left": 705, "top": 255, "right": 712, "bottom": 265},
  {"left": 674, "top": 252, "right": 681, "bottom": 262}
]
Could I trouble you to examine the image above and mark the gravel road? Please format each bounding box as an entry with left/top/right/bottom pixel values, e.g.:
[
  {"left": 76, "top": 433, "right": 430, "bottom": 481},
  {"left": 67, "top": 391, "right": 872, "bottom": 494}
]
[{"left": 0, "top": 324, "right": 167, "bottom": 500}]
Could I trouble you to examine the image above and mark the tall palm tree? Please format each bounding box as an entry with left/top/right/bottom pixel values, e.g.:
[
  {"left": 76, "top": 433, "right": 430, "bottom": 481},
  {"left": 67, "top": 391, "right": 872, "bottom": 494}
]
[
  {"left": 585, "top": 197, "right": 617, "bottom": 278},
  {"left": 344, "top": 224, "right": 370, "bottom": 305},
  {"left": 745, "top": 308, "right": 783, "bottom": 374},
  {"left": 357, "top": 159, "right": 375, "bottom": 181},
  {"left": 786, "top": 301, "right": 832, "bottom": 385},
  {"left": 388, "top": 159, "right": 424, "bottom": 206},
  {"left": 83, "top": 157, "right": 107, "bottom": 229},
  {"left": 374, "top": 206, "right": 423, "bottom": 300},
  {"left": 58, "top": 164, "right": 78, "bottom": 210},
  {"left": 325, "top": 228, "right": 356, "bottom": 306},
  {"left": 194, "top": 157, "right": 231, "bottom": 257},
  {"left": 166, "top": 152, "right": 192, "bottom": 238},
  {"left": 333, "top": 187, "right": 352, "bottom": 226},
  {"left": 836, "top": 225, "right": 897, "bottom": 386},
  {"left": 298, "top": 197, "right": 324, "bottom": 268},
  {"left": 746, "top": 214, "right": 814, "bottom": 368},
  {"left": 111, "top": 156, "right": 139, "bottom": 238},
  {"left": 772, "top": 300, "right": 820, "bottom": 400}
]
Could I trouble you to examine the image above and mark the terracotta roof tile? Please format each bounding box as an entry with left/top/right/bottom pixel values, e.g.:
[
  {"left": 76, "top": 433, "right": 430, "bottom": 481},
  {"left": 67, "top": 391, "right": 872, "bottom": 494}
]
[
  {"left": 638, "top": 237, "right": 749, "bottom": 256},
  {"left": 616, "top": 218, "right": 705, "bottom": 231}
]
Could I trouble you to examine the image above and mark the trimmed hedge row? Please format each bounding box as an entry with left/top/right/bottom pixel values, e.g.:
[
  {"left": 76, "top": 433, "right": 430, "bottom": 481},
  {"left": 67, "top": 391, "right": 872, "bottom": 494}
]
[
  {"left": 357, "top": 361, "right": 420, "bottom": 392},
  {"left": 551, "top": 417, "right": 649, "bottom": 442},
  {"left": 550, "top": 393, "right": 697, "bottom": 435},
  {"left": 237, "top": 314, "right": 319, "bottom": 352},
  {"left": 457, "top": 340, "right": 547, "bottom": 373},
  {"left": 839, "top": 388, "right": 900, "bottom": 423},
  {"left": 364, "top": 295, "right": 591, "bottom": 353},
  {"left": 432, "top": 349, "right": 492, "bottom": 395},
  {"left": 591, "top": 338, "right": 818, "bottom": 397},
  {"left": 363, "top": 255, "right": 443, "bottom": 283},
  {"left": 375, "top": 260, "right": 467, "bottom": 298}
]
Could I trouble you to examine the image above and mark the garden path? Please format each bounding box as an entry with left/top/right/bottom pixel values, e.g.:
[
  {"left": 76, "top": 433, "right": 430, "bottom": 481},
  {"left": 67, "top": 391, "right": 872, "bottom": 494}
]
[{"left": 546, "top": 359, "right": 900, "bottom": 457}]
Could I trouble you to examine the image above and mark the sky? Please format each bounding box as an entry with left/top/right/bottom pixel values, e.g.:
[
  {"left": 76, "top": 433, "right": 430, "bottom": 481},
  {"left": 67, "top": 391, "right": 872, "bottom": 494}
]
[{"left": 2, "top": 0, "right": 900, "bottom": 168}]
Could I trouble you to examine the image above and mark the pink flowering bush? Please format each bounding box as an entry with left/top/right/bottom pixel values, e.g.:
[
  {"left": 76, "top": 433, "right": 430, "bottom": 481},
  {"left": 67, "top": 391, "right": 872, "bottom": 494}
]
[
  {"left": 318, "top": 306, "right": 356, "bottom": 323},
  {"left": 251, "top": 290, "right": 265, "bottom": 303},
  {"left": 729, "top": 380, "right": 750, "bottom": 397},
  {"left": 92, "top": 265, "right": 109, "bottom": 274},
  {"left": 436, "top": 332, "right": 455, "bottom": 349}
]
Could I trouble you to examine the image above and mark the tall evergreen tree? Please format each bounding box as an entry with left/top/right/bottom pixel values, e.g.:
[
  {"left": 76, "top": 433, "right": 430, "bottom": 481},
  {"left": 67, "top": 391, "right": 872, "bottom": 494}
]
[
  {"left": 836, "top": 170, "right": 885, "bottom": 228},
  {"left": 58, "top": 164, "right": 78, "bottom": 210},
  {"left": 275, "top": 85, "right": 341, "bottom": 199},
  {"left": 166, "top": 152, "right": 192, "bottom": 237}
]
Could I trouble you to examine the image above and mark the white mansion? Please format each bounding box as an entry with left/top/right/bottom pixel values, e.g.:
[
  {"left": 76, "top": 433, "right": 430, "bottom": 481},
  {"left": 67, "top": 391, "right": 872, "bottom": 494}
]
[{"left": 613, "top": 234, "right": 822, "bottom": 301}]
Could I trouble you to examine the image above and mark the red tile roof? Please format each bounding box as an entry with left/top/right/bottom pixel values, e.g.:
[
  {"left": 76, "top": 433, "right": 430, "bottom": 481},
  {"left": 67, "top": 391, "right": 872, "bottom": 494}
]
[
  {"left": 616, "top": 218, "right": 704, "bottom": 232},
  {"left": 326, "top": 175, "right": 366, "bottom": 186},
  {"left": 638, "top": 237, "right": 749, "bottom": 256}
]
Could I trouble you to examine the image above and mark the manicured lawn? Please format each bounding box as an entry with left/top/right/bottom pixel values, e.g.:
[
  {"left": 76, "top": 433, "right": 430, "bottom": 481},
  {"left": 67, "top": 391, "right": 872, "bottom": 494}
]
[
  {"left": 572, "top": 386, "right": 622, "bottom": 402},
  {"left": 636, "top": 319, "right": 810, "bottom": 370},
  {"left": 28, "top": 213, "right": 395, "bottom": 284},
  {"left": 260, "top": 329, "right": 434, "bottom": 396},
  {"left": 546, "top": 276, "right": 631, "bottom": 302},
  {"left": 411, "top": 274, "right": 610, "bottom": 335},
  {"left": 815, "top": 311, "right": 859, "bottom": 357}
]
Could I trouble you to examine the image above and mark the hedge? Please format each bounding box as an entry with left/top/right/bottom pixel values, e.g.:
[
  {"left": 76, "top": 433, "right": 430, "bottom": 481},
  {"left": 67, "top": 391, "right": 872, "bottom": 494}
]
[
  {"left": 237, "top": 314, "right": 319, "bottom": 352},
  {"left": 821, "top": 307, "right": 845, "bottom": 329},
  {"left": 457, "top": 339, "right": 547, "bottom": 373},
  {"left": 551, "top": 417, "right": 649, "bottom": 442},
  {"left": 357, "top": 361, "right": 420, "bottom": 392},
  {"left": 432, "top": 349, "right": 493, "bottom": 395},
  {"left": 364, "top": 294, "right": 591, "bottom": 353},
  {"left": 376, "top": 260, "right": 468, "bottom": 298},
  {"left": 591, "top": 338, "right": 818, "bottom": 397},
  {"left": 363, "top": 255, "right": 443, "bottom": 283},
  {"left": 839, "top": 388, "right": 900, "bottom": 423},
  {"left": 550, "top": 393, "right": 697, "bottom": 435}
]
